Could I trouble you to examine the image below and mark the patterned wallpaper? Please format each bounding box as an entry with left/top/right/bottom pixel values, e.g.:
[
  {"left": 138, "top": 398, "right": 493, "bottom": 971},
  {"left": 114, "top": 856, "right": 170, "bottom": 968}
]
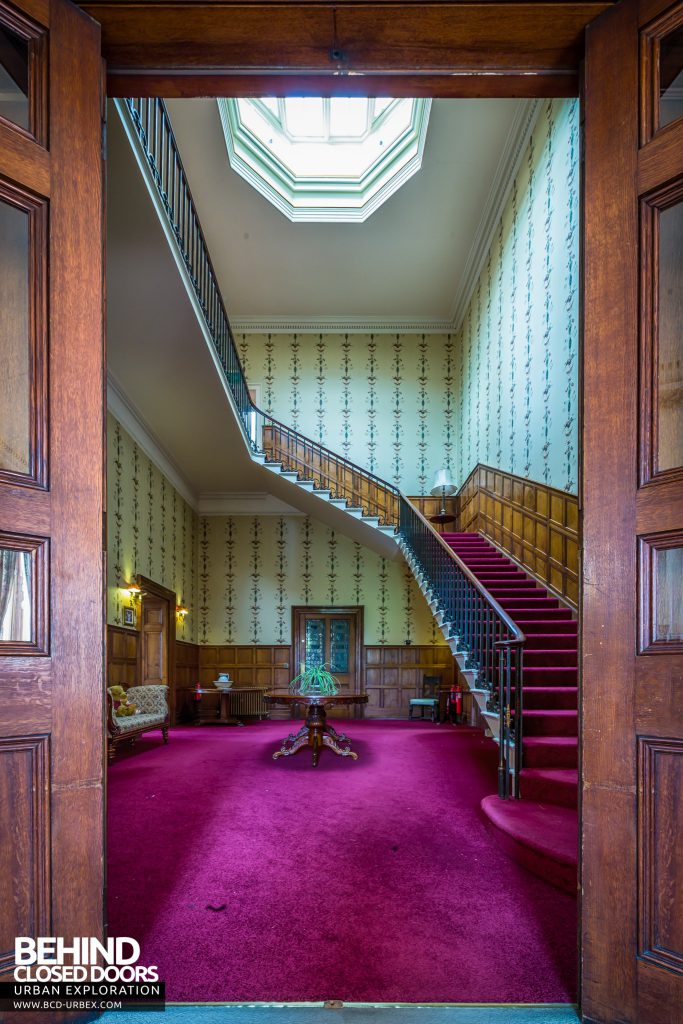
[
  {"left": 106, "top": 414, "right": 439, "bottom": 646},
  {"left": 106, "top": 412, "right": 198, "bottom": 641},
  {"left": 196, "top": 514, "right": 438, "bottom": 646},
  {"left": 236, "top": 99, "right": 579, "bottom": 494},
  {"left": 452, "top": 98, "right": 579, "bottom": 492},
  {"left": 238, "top": 331, "right": 454, "bottom": 495}
]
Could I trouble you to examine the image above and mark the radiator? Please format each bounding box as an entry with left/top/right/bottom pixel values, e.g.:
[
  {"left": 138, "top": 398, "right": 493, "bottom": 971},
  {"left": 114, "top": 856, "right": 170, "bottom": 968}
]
[{"left": 228, "top": 687, "right": 269, "bottom": 719}]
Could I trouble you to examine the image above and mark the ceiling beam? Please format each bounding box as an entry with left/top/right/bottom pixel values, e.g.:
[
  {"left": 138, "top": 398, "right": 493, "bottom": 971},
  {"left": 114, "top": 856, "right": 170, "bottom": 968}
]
[{"left": 77, "top": 1, "right": 614, "bottom": 98}]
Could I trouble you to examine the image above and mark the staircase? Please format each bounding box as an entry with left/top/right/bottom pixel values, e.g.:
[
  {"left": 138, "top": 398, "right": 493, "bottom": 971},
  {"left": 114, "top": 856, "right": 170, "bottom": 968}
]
[
  {"left": 442, "top": 533, "right": 578, "bottom": 893},
  {"left": 120, "top": 95, "right": 579, "bottom": 894}
]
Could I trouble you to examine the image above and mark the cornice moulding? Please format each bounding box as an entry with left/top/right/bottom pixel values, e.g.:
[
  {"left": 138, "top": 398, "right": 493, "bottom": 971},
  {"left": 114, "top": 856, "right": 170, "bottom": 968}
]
[
  {"left": 230, "top": 317, "right": 455, "bottom": 334},
  {"left": 106, "top": 373, "right": 199, "bottom": 511}
]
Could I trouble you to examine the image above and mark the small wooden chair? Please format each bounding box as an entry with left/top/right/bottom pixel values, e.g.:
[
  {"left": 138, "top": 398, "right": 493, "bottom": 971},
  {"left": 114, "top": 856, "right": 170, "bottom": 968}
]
[{"left": 408, "top": 675, "right": 442, "bottom": 722}]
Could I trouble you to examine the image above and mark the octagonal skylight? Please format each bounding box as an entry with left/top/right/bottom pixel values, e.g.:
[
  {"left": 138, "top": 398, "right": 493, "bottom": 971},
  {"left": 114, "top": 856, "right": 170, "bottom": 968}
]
[{"left": 218, "top": 97, "right": 431, "bottom": 223}]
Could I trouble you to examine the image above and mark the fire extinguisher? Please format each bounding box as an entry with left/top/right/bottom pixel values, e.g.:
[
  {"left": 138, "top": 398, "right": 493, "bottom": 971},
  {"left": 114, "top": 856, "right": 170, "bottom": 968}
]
[
  {"left": 448, "top": 684, "right": 463, "bottom": 724},
  {"left": 194, "top": 681, "right": 202, "bottom": 701}
]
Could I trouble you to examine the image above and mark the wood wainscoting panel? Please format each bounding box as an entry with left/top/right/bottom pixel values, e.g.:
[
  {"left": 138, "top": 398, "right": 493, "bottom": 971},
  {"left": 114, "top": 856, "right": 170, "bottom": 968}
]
[
  {"left": 364, "top": 646, "right": 455, "bottom": 719},
  {"left": 0, "top": 735, "right": 49, "bottom": 975},
  {"left": 454, "top": 464, "right": 580, "bottom": 609},
  {"left": 106, "top": 624, "right": 139, "bottom": 689},
  {"left": 638, "top": 736, "right": 683, "bottom": 974},
  {"left": 189, "top": 646, "right": 292, "bottom": 719}
]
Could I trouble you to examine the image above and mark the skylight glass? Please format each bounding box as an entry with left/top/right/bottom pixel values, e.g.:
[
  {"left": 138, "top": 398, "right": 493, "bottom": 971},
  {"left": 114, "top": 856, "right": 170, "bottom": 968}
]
[{"left": 218, "top": 96, "right": 432, "bottom": 223}]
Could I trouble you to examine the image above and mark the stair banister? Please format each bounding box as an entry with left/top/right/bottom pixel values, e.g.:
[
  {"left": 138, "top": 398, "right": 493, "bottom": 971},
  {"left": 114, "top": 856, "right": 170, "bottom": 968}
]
[
  {"left": 120, "top": 94, "right": 526, "bottom": 799},
  {"left": 397, "top": 497, "right": 525, "bottom": 798}
]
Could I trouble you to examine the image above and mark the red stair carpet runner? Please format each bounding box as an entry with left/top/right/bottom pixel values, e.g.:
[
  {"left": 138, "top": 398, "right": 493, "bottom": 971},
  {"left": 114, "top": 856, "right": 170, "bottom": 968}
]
[{"left": 441, "top": 533, "right": 578, "bottom": 894}]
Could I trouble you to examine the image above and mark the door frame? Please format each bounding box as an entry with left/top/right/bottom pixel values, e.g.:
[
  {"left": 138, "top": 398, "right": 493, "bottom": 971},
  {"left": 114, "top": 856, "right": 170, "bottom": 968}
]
[
  {"left": 291, "top": 606, "right": 364, "bottom": 701},
  {"left": 136, "top": 574, "right": 177, "bottom": 720},
  {"left": 56, "top": 0, "right": 664, "bottom": 1017}
]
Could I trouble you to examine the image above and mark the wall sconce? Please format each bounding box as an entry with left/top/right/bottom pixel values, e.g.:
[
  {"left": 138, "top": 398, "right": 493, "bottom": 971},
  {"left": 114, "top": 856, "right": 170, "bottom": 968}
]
[
  {"left": 125, "top": 580, "right": 144, "bottom": 602},
  {"left": 176, "top": 604, "right": 188, "bottom": 619}
]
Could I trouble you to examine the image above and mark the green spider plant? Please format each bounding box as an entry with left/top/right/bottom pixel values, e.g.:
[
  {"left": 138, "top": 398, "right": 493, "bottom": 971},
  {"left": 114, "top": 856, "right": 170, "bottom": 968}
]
[{"left": 289, "top": 663, "right": 340, "bottom": 696}]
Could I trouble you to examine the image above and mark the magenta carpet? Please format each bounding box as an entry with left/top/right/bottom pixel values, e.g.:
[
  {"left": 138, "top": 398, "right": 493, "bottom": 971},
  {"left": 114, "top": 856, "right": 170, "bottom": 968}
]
[{"left": 107, "top": 722, "right": 576, "bottom": 1003}]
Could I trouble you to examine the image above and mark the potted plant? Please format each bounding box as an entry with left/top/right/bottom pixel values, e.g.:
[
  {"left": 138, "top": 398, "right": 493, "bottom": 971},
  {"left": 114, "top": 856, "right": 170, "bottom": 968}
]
[{"left": 289, "top": 663, "right": 340, "bottom": 696}]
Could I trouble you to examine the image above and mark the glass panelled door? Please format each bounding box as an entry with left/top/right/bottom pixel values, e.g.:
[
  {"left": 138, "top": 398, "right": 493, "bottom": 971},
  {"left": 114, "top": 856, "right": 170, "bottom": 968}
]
[{"left": 295, "top": 607, "right": 361, "bottom": 717}]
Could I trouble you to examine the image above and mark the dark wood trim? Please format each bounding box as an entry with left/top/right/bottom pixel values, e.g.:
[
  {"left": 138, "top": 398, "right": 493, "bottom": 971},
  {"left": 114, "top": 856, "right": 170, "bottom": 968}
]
[
  {"left": 0, "top": 530, "right": 48, "bottom": 656},
  {"left": 0, "top": 176, "right": 48, "bottom": 493},
  {"left": 638, "top": 530, "right": 683, "bottom": 654},
  {"left": 47, "top": 0, "right": 105, "bottom": 965},
  {"left": 0, "top": 0, "right": 48, "bottom": 148},
  {"left": 0, "top": 733, "right": 50, "bottom": 976},
  {"left": 291, "top": 604, "right": 364, "bottom": 699},
  {"left": 639, "top": 177, "right": 683, "bottom": 488},
  {"left": 639, "top": 0, "right": 683, "bottom": 145},
  {"left": 74, "top": 0, "right": 615, "bottom": 97},
  {"left": 136, "top": 573, "right": 177, "bottom": 719},
  {"left": 106, "top": 71, "right": 580, "bottom": 99},
  {"left": 582, "top": 0, "right": 639, "bottom": 1016}
]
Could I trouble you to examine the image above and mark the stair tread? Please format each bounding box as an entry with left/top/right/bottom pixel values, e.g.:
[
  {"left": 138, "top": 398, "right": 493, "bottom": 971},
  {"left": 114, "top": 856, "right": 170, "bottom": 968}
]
[{"left": 481, "top": 795, "right": 577, "bottom": 867}]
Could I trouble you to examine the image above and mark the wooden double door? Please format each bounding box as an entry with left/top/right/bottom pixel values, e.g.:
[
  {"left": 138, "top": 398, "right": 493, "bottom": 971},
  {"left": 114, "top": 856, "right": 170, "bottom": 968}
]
[
  {"left": 292, "top": 606, "right": 363, "bottom": 717},
  {"left": 0, "top": 0, "right": 681, "bottom": 1020},
  {"left": 0, "top": 0, "right": 105, "bottom": 984},
  {"left": 582, "top": 1, "right": 683, "bottom": 1019}
]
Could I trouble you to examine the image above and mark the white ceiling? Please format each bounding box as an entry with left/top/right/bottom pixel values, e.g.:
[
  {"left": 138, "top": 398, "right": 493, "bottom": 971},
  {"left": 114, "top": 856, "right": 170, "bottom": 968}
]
[{"left": 165, "top": 97, "right": 530, "bottom": 326}]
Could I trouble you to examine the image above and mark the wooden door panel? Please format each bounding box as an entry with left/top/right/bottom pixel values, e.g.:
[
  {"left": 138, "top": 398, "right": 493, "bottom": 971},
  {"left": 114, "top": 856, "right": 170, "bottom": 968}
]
[
  {"left": 0, "top": 0, "right": 104, "bottom": 989},
  {"left": 583, "top": 0, "right": 683, "bottom": 1018},
  {"left": 0, "top": 736, "right": 49, "bottom": 975}
]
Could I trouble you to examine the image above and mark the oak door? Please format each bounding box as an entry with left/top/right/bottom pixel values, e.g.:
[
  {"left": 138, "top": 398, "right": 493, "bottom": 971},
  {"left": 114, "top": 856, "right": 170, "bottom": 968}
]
[
  {"left": 583, "top": 0, "right": 683, "bottom": 1019},
  {"left": 292, "top": 607, "right": 362, "bottom": 717},
  {"left": 140, "top": 597, "right": 168, "bottom": 687},
  {"left": 0, "top": 0, "right": 104, "bottom": 983}
]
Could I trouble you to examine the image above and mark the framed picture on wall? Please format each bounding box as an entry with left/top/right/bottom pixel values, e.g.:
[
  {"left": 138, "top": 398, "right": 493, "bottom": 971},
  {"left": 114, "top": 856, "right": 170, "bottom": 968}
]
[{"left": 123, "top": 607, "right": 136, "bottom": 627}]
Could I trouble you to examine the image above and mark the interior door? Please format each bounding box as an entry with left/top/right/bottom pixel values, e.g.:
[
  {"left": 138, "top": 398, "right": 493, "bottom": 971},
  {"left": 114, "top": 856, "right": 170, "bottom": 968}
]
[
  {"left": 294, "top": 608, "right": 361, "bottom": 717},
  {"left": 0, "top": 0, "right": 104, "bottom": 989},
  {"left": 583, "top": 0, "right": 683, "bottom": 1020},
  {"left": 140, "top": 597, "right": 167, "bottom": 687}
]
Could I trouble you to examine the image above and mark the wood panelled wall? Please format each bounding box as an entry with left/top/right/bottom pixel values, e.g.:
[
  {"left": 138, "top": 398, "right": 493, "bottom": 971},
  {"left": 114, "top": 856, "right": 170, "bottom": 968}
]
[
  {"left": 109, "top": 638, "right": 459, "bottom": 722},
  {"left": 456, "top": 464, "right": 579, "bottom": 608},
  {"left": 364, "top": 646, "right": 455, "bottom": 718},
  {"left": 408, "top": 495, "right": 458, "bottom": 525},
  {"left": 106, "top": 626, "right": 199, "bottom": 724},
  {"left": 107, "top": 625, "right": 139, "bottom": 688}
]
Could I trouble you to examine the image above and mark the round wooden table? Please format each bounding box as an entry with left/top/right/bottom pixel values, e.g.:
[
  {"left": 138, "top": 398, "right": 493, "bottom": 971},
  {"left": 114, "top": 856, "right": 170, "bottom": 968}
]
[{"left": 264, "top": 693, "right": 369, "bottom": 766}]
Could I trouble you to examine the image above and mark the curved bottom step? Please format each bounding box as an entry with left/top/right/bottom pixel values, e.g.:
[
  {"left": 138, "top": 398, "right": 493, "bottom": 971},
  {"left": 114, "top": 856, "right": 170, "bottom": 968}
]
[{"left": 481, "top": 794, "right": 577, "bottom": 895}]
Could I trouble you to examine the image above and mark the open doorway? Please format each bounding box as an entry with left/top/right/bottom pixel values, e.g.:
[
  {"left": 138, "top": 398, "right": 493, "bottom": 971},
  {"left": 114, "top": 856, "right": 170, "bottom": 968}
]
[{"left": 103, "top": 87, "right": 581, "bottom": 1006}]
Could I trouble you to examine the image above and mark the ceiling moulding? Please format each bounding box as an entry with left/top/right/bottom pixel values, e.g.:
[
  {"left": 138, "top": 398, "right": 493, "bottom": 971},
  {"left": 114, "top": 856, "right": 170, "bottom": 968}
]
[
  {"left": 106, "top": 373, "right": 198, "bottom": 511},
  {"left": 199, "top": 492, "right": 305, "bottom": 516},
  {"left": 228, "top": 98, "right": 542, "bottom": 336},
  {"left": 449, "top": 97, "right": 543, "bottom": 331},
  {"left": 229, "top": 317, "right": 455, "bottom": 334}
]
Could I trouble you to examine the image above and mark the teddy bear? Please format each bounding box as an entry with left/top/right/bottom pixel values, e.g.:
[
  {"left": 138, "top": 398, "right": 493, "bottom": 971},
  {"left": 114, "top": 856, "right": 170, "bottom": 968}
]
[{"left": 109, "top": 685, "right": 137, "bottom": 717}]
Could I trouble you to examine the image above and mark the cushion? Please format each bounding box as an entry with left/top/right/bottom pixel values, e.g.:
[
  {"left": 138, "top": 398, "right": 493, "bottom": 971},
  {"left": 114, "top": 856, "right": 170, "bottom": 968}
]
[
  {"left": 410, "top": 697, "right": 439, "bottom": 705},
  {"left": 113, "top": 711, "right": 165, "bottom": 733}
]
